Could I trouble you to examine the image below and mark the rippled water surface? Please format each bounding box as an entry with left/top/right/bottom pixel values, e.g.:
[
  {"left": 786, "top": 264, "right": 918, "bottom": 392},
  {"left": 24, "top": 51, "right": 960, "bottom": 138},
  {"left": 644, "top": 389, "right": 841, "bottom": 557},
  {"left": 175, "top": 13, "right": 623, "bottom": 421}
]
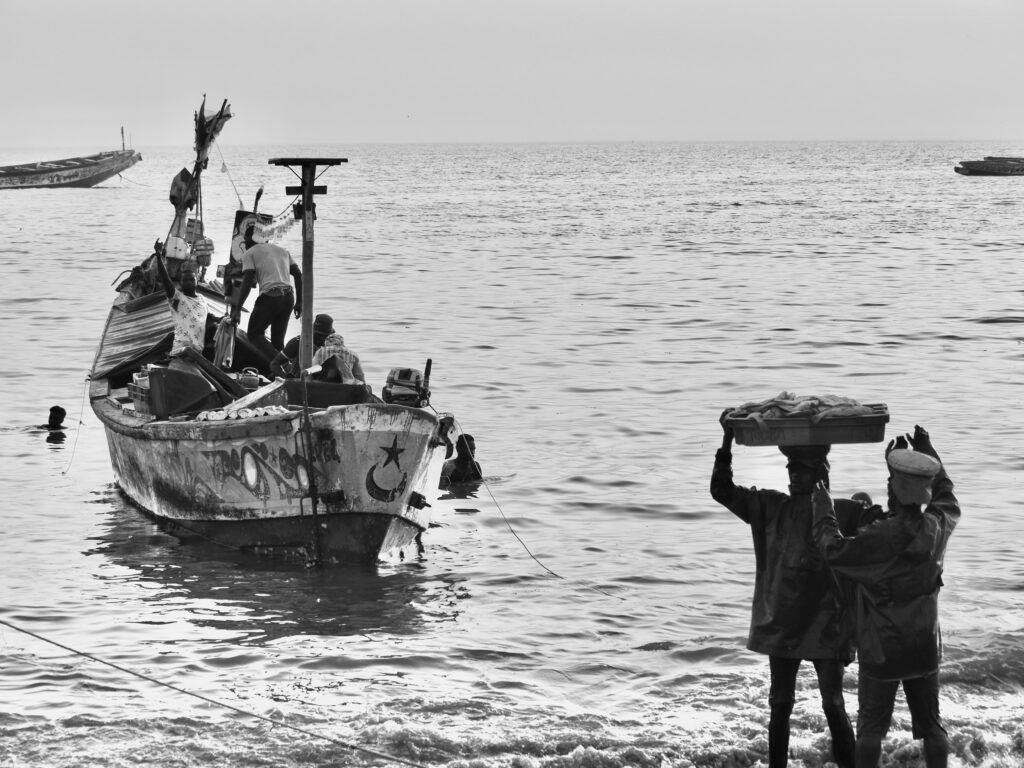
[{"left": 1, "top": 140, "right": 1023, "bottom": 767}]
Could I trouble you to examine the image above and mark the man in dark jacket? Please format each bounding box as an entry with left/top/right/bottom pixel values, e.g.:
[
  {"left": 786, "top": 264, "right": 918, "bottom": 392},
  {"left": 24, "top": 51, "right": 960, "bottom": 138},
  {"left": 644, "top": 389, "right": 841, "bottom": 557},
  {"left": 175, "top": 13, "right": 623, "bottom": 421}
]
[
  {"left": 269, "top": 313, "right": 334, "bottom": 378},
  {"left": 812, "top": 426, "right": 959, "bottom": 768},
  {"left": 712, "top": 418, "right": 868, "bottom": 768}
]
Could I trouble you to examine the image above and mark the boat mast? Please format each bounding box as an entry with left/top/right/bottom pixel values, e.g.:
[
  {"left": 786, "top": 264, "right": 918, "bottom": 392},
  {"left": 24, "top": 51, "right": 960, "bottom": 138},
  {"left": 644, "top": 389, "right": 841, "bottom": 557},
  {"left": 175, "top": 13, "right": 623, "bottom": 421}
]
[
  {"left": 167, "top": 99, "right": 231, "bottom": 246},
  {"left": 269, "top": 157, "right": 347, "bottom": 369}
]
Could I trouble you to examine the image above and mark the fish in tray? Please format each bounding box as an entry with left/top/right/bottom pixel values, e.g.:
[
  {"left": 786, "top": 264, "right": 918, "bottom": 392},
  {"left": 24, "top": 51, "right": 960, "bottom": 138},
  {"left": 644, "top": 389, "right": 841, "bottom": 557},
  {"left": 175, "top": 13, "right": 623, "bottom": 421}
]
[
  {"left": 723, "top": 392, "right": 889, "bottom": 446},
  {"left": 728, "top": 392, "right": 877, "bottom": 426}
]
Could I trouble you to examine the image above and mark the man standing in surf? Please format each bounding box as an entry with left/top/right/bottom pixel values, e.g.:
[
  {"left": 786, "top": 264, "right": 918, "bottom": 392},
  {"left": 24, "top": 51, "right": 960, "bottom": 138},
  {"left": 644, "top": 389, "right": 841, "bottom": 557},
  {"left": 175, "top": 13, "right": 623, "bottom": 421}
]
[
  {"left": 812, "top": 426, "right": 959, "bottom": 768},
  {"left": 711, "top": 415, "right": 867, "bottom": 768}
]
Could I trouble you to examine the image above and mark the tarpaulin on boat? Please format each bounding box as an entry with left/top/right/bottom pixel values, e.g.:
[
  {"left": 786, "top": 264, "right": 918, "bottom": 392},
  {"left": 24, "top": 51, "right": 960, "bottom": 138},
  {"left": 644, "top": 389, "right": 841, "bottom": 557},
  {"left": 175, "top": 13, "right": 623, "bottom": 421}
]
[
  {"left": 90, "top": 289, "right": 227, "bottom": 381},
  {"left": 91, "top": 293, "right": 174, "bottom": 381}
]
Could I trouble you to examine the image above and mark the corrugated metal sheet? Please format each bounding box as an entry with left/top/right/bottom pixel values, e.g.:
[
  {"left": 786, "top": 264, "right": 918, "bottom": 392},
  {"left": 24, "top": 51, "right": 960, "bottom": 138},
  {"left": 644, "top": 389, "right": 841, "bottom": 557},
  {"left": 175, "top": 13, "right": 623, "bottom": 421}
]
[{"left": 91, "top": 289, "right": 226, "bottom": 379}]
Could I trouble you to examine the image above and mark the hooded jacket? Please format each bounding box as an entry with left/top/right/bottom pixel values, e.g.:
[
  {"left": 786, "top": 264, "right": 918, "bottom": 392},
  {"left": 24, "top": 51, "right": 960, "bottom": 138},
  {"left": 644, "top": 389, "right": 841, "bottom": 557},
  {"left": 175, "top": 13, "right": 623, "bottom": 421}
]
[
  {"left": 811, "top": 464, "right": 959, "bottom": 681},
  {"left": 711, "top": 447, "right": 868, "bottom": 660}
]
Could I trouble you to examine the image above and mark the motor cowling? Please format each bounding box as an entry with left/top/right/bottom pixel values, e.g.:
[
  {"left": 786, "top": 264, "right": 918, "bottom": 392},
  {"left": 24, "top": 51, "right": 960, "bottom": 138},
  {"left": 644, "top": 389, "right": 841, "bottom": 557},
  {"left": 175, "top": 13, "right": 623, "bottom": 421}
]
[{"left": 382, "top": 366, "right": 430, "bottom": 408}]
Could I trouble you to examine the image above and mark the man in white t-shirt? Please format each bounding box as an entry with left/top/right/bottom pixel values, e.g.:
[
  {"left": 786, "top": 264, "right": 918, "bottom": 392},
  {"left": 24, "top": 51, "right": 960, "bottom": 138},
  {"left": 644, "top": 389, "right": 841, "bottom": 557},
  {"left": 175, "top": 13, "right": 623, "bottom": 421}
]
[
  {"left": 230, "top": 225, "right": 302, "bottom": 356},
  {"left": 156, "top": 251, "right": 207, "bottom": 356}
]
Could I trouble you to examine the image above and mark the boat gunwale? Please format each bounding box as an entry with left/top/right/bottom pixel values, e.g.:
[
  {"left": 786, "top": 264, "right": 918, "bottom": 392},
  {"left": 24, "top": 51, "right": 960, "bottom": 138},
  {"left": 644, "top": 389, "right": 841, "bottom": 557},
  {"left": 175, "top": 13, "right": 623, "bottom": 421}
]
[
  {"left": 0, "top": 149, "right": 142, "bottom": 176},
  {"left": 91, "top": 377, "right": 441, "bottom": 442}
]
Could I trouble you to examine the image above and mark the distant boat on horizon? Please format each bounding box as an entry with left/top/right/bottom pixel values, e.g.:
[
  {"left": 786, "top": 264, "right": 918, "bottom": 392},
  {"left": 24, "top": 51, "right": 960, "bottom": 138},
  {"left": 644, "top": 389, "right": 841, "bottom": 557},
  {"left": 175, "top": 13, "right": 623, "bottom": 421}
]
[
  {"left": 954, "top": 156, "right": 1024, "bottom": 176},
  {"left": 0, "top": 127, "right": 142, "bottom": 189}
]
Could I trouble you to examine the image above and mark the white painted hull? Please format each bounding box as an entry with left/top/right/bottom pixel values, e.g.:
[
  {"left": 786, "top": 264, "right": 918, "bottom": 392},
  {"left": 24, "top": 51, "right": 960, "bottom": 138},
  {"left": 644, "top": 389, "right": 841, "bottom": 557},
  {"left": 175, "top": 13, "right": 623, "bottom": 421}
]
[{"left": 92, "top": 386, "right": 449, "bottom": 563}]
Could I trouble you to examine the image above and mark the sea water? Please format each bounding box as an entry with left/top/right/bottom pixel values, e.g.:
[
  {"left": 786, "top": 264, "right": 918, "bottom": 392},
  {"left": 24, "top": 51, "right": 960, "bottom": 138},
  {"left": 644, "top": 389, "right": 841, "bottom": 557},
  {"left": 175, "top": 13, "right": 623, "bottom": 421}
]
[{"left": 0, "top": 140, "right": 1022, "bottom": 767}]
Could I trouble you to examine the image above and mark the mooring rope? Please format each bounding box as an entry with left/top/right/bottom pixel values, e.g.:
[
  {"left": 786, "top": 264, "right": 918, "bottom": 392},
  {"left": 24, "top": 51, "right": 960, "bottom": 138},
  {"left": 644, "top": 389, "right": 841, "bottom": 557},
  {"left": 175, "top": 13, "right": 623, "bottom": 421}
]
[
  {"left": 115, "top": 173, "right": 150, "bottom": 188},
  {"left": 443, "top": 416, "right": 625, "bottom": 601},
  {"left": 214, "top": 140, "right": 244, "bottom": 208},
  {"left": 0, "top": 617, "right": 430, "bottom": 768},
  {"left": 61, "top": 376, "right": 91, "bottom": 476}
]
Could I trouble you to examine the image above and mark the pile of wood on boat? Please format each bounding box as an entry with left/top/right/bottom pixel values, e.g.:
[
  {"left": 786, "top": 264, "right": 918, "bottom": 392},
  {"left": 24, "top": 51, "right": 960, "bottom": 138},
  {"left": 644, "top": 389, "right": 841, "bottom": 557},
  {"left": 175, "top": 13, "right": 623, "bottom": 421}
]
[
  {"left": 89, "top": 97, "right": 470, "bottom": 565},
  {"left": 954, "top": 156, "right": 1024, "bottom": 176}
]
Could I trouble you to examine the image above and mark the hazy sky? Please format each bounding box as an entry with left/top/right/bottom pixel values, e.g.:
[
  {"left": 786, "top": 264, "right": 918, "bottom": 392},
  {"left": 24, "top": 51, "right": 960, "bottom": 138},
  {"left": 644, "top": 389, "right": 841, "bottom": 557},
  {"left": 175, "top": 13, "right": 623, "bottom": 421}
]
[{"left": 4, "top": 0, "right": 1024, "bottom": 148}]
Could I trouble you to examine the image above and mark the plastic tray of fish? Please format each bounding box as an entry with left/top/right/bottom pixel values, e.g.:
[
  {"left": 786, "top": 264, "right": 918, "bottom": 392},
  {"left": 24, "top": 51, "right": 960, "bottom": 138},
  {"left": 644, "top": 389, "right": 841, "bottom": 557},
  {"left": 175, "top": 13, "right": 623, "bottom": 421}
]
[{"left": 726, "top": 403, "right": 889, "bottom": 446}]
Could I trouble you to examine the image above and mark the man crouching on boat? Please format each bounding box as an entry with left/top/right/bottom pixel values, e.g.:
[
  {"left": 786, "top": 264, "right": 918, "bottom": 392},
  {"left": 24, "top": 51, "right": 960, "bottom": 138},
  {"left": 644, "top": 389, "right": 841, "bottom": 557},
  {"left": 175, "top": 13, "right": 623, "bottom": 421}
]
[
  {"left": 711, "top": 413, "right": 871, "bottom": 768},
  {"left": 311, "top": 328, "right": 366, "bottom": 385},
  {"left": 156, "top": 250, "right": 206, "bottom": 357}
]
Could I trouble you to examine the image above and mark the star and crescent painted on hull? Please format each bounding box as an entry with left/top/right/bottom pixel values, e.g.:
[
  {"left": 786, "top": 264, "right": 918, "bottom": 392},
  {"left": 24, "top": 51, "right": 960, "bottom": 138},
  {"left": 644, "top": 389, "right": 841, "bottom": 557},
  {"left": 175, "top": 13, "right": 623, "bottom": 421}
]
[{"left": 365, "top": 436, "right": 409, "bottom": 502}]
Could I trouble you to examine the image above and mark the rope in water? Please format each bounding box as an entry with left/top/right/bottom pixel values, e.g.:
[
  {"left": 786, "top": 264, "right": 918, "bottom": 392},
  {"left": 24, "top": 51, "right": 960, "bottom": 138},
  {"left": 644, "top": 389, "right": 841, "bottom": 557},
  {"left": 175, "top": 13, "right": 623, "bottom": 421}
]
[
  {"left": 482, "top": 476, "right": 625, "bottom": 601},
  {"left": 442, "top": 416, "right": 625, "bottom": 601},
  {"left": 115, "top": 173, "right": 150, "bottom": 188},
  {"left": 0, "top": 617, "right": 429, "bottom": 768},
  {"left": 60, "top": 376, "right": 91, "bottom": 476}
]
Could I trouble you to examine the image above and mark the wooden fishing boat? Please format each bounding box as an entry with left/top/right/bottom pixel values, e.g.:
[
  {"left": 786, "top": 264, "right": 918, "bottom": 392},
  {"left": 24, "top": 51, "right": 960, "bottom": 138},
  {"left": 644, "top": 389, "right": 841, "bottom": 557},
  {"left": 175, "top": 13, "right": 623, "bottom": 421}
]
[
  {"left": 88, "top": 98, "right": 460, "bottom": 564},
  {"left": 0, "top": 132, "right": 141, "bottom": 189},
  {"left": 954, "top": 158, "right": 1024, "bottom": 176}
]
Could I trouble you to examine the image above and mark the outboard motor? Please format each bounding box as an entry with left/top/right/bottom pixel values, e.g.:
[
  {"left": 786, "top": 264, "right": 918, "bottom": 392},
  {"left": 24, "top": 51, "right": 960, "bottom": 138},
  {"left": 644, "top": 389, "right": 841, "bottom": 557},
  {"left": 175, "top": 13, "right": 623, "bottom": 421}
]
[{"left": 382, "top": 359, "right": 431, "bottom": 408}]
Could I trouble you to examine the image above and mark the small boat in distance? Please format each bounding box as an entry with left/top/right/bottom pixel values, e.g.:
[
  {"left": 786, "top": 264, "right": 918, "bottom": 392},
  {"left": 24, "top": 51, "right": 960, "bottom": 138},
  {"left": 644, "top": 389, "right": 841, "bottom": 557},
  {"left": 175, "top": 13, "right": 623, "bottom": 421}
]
[
  {"left": 954, "top": 156, "right": 1024, "bottom": 176},
  {"left": 0, "top": 128, "right": 142, "bottom": 189}
]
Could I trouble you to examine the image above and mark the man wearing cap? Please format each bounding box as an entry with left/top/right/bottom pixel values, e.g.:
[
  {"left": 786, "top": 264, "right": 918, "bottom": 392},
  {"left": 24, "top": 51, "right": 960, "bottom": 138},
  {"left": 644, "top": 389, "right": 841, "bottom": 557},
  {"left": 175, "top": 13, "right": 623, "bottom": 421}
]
[
  {"left": 712, "top": 417, "right": 871, "bottom": 768},
  {"left": 812, "top": 426, "right": 960, "bottom": 768},
  {"left": 270, "top": 313, "right": 334, "bottom": 378}
]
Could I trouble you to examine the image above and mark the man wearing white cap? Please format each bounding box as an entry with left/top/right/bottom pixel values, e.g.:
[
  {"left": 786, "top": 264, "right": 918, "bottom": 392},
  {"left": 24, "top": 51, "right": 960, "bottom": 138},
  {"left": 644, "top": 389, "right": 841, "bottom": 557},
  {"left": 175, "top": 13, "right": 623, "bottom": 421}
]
[{"left": 812, "top": 425, "right": 960, "bottom": 768}]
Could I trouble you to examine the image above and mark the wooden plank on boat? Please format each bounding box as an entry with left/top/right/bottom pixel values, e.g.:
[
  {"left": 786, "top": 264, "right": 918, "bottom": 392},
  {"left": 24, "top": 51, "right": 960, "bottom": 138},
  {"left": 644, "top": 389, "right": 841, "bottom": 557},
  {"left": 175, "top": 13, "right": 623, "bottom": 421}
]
[
  {"left": 285, "top": 185, "right": 327, "bottom": 195},
  {"left": 142, "top": 413, "right": 297, "bottom": 441}
]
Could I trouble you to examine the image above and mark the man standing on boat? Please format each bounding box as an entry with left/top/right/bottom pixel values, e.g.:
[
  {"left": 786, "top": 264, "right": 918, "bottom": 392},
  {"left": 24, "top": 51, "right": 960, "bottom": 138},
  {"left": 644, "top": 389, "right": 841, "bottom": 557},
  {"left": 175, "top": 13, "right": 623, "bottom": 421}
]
[
  {"left": 812, "top": 427, "right": 959, "bottom": 768},
  {"left": 156, "top": 251, "right": 207, "bottom": 356},
  {"left": 711, "top": 416, "right": 867, "bottom": 768},
  {"left": 230, "top": 224, "right": 302, "bottom": 358}
]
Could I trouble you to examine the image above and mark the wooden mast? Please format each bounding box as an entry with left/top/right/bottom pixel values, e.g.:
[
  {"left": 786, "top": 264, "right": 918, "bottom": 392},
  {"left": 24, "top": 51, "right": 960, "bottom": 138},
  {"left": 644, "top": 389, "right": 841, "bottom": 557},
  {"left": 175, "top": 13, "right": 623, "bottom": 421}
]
[{"left": 269, "top": 157, "right": 347, "bottom": 369}]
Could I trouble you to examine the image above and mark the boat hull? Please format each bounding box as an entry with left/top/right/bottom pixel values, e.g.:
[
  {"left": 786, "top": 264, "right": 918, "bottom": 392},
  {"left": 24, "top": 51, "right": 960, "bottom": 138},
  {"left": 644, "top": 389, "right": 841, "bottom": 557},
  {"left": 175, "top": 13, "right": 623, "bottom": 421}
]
[
  {"left": 92, "top": 386, "right": 448, "bottom": 563},
  {"left": 954, "top": 159, "right": 1024, "bottom": 176},
  {"left": 0, "top": 149, "right": 143, "bottom": 189},
  {"left": 151, "top": 510, "right": 423, "bottom": 562}
]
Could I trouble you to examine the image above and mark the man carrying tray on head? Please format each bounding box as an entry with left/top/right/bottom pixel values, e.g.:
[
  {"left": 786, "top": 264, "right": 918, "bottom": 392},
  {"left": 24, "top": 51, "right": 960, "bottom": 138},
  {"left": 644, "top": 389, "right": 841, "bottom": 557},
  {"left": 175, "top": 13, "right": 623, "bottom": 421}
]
[{"left": 711, "top": 411, "right": 878, "bottom": 768}]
